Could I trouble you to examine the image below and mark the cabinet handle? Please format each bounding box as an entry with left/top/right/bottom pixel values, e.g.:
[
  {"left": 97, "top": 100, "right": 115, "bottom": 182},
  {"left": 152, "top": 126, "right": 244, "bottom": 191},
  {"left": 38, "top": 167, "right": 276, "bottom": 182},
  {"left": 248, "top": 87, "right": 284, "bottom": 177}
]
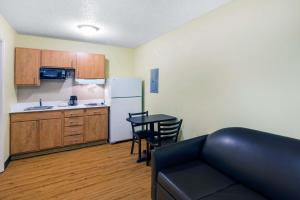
[{"left": 33, "top": 77, "right": 36, "bottom": 84}]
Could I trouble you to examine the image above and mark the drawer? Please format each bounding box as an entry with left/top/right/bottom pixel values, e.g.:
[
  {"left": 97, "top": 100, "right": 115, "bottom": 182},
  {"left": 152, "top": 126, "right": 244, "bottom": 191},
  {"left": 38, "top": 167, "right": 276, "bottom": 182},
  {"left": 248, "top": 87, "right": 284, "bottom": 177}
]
[
  {"left": 64, "top": 135, "right": 83, "bottom": 146},
  {"left": 64, "top": 117, "right": 84, "bottom": 126},
  {"left": 85, "top": 107, "right": 108, "bottom": 116},
  {"left": 64, "top": 109, "right": 84, "bottom": 117},
  {"left": 11, "top": 111, "right": 63, "bottom": 122},
  {"left": 64, "top": 126, "right": 83, "bottom": 136}
]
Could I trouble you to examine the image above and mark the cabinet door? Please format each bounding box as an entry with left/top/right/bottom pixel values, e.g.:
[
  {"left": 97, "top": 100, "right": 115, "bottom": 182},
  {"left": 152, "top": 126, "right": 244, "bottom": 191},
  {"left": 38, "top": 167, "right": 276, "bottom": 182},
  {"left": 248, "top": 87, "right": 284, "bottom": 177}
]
[
  {"left": 41, "top": 50, "right": 76, "bottom": 68},
  {"left": 84, "top": 114, "right": 107, "bottom": 142},
  {"left": 39, "top": 119, "right": 62, "bottom": 150},
  {"left": 15, "top": 48, "right": 41, "bottom": 86},
  {"left": 76, "top": 53, "right": 105, "bottom": 79},
  {"left": 11, "top": 121, "right": 39, "bottom": 154}
]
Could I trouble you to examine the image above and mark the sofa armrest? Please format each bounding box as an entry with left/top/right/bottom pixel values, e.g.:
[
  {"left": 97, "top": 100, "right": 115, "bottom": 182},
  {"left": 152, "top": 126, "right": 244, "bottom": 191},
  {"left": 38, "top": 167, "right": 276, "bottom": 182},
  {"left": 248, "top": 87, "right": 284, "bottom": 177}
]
[{"left": 151, "top": 135, "right": 207, "bottom": 200}]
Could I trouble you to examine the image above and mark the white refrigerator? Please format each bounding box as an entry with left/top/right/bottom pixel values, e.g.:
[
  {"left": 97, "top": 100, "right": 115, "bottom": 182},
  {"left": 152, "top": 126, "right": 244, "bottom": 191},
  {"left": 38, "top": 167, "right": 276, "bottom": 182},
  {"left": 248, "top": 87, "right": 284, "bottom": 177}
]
[{"left": 105, "top": 77, "right": 142, "bottom": 143}]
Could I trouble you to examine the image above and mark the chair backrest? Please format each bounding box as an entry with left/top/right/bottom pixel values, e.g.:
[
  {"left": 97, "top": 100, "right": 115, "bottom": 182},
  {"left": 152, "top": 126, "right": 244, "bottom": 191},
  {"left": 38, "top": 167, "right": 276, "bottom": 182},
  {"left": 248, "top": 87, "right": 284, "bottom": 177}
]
[
  {"left": 128, "top": 111, "right": 149, "bottom": 133},
  {"left": 158, "top": 119, "right": 183, "bottom": 142}
]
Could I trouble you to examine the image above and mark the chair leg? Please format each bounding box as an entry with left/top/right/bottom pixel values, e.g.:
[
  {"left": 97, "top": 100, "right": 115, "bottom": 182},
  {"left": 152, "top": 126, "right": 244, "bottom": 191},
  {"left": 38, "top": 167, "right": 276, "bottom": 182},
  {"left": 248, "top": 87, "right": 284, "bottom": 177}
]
[
  {"left": 130, "top": 138, "right": 135, "bottom": 154},
  {"left": 138, "top": 138, "right": 142, "bottom": 161},
  {"left": 146, "top": 142, "right": 150, "bottom": 166}
]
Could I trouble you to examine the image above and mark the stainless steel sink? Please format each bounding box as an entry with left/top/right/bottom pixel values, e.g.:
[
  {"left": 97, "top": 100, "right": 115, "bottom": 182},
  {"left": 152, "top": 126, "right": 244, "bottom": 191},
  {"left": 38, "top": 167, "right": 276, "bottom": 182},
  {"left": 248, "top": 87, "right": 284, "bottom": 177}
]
[{"left": 24, "top": 106, "right": 54, "bottom": 111}]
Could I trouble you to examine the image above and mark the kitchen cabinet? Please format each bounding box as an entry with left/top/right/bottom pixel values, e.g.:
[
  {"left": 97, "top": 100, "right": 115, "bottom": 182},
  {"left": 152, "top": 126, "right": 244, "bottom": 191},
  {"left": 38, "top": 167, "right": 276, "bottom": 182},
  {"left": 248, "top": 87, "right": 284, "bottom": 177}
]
[
  {"left": 76, "top": 53, "right": 105, "bottom": 79},
  {"left": 10, "top": 111, "right": 62, "bottom": 122},
  {"left": 10, "top": 111, "right": 63, "bottom": 155},
  {"left": 11, "top": 121, "right": 39, "bottom": 154},
  {"left": 41, "top": 50, "right": 76, "bottom": 68},
  {"left": 64, "top": 109, "right": 84, "bottom": 117},
  {"left": 84, "top": 108, "right": 108, "bottom": 142},
  {"left": 39, "top": 119, "right": 62, "bottom": 150},
  {"left": 10, "top": 107, "right": 108, "bottom": 156},
  {"left": 84, "top": 114, "right": 107, "bottom": 142},
  {"left": 64, "top": 117, "right": 84, "bottom": 127},
  {"left": 64, "top": 126, "right": 84, "bottom": 136},
  {"left": 15, "top": 48, "right": 106, "bottom": 86},
  {"left": 15, "top": 48, "right": 41, "bottom": 86},
  {"left": 63, "top": 109, "right": 85, "bottom": 146},
  {"left": 63, "top": 135, "right": 84, "bottom": 146}
]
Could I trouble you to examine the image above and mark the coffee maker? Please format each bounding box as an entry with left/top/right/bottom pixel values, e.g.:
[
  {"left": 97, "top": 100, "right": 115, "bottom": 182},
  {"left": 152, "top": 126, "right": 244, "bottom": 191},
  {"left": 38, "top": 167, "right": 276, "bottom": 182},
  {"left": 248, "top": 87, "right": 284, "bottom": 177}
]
[{"left": 68, "top": 96, "right": 78, "bottom": 106}]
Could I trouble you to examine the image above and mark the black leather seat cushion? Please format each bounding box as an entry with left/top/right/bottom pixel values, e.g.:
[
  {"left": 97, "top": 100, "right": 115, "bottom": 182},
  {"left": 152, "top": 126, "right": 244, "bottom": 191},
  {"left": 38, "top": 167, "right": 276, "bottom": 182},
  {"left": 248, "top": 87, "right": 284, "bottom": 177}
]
[
  {"left": 200, "top": 184, "right": 267, "bottom": 200},
  {"left": 158, "top": 160, "right": 236, "bottom": 200}
]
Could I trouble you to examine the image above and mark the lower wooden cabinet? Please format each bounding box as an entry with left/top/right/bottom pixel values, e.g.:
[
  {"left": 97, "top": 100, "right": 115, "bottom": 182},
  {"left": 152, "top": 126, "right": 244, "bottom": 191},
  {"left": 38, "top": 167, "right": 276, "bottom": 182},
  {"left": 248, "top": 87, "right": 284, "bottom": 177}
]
[
  {"left": 39, "top": 119, "right": 62, "bottom": 150},
  {"left": 64, "top": 126, "right": 84, "bottom": 136},
  {"left": 64, "top": 117, "right": 84, "bottom": 127},
  {"left": 84, "top": 114, "right": 107, "bottom": 142},
  {"left": 10, "top": 107, "right": 108, "bottom": 156},
  {"left": 64, "top": 135, "right": 84, "bottom": 146},
  {"left": 11, "top": 121, "right": 39, "bottom": 154}
]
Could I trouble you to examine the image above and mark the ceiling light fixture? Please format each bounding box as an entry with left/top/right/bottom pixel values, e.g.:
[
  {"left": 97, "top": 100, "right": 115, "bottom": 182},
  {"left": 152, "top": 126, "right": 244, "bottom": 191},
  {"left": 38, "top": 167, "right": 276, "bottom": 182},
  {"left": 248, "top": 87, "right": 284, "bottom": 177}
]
[{"left": 77, "top": 24, "right": 99, "bottom": 36}]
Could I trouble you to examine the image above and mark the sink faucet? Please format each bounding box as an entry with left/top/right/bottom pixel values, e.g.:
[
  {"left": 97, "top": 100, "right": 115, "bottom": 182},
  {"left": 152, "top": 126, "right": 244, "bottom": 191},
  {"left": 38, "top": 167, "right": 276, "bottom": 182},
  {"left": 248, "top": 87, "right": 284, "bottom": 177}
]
[{"left": 39, "top": 98, "right": 42, "bottom": 107}]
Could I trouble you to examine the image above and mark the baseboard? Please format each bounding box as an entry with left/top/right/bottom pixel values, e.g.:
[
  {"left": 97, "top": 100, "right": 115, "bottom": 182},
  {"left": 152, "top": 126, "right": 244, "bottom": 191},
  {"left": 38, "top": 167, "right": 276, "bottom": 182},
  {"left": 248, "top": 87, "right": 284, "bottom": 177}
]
[
  {"left": 109, "top": 139, "right": 132, "bottom": 144},
  {"left": 4, "top": 156, "right": 11, "bottom": 169}
]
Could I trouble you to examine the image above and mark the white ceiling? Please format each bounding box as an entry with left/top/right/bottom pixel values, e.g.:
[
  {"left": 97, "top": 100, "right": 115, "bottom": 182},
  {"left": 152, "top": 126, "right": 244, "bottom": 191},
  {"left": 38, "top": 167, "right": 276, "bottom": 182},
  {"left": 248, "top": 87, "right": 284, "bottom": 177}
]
[{"left": 0, "top": 0, "right": 231, "bottom": 48}]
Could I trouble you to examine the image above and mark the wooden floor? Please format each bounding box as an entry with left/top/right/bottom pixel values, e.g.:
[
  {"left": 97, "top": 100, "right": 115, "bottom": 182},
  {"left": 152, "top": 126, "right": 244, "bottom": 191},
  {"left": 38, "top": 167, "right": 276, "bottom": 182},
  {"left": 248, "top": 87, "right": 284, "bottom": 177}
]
[{"left": 0, "top": 142, "right": 151, "bottom": 200}]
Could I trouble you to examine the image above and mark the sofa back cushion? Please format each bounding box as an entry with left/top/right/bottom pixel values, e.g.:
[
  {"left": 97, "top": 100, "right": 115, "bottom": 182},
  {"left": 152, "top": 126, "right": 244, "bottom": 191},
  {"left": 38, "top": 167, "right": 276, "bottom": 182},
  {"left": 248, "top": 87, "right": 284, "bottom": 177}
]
[{"left": 202, "top": 127, "right": 300, "bottom": 200}]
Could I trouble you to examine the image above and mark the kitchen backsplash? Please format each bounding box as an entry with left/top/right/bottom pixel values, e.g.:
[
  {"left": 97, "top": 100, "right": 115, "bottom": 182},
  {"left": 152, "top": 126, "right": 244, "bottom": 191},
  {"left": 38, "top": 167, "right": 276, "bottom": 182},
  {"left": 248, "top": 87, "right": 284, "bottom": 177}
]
[{"left": 17, "top": 78, "right": 104, "bottom": 102}]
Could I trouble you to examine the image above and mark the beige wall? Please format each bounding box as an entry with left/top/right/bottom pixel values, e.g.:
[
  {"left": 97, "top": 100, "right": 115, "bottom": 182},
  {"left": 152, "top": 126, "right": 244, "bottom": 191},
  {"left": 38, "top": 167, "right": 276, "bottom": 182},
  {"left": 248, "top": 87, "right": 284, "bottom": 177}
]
[
  {"left": 0, "top": 15, "right": 17, "bottom": 171},
  {"left": 134, "top": 0, "right": 300, "bottom": 140},
  {"left": 16, "top": 34, "right": 134, "bottom": 102}
]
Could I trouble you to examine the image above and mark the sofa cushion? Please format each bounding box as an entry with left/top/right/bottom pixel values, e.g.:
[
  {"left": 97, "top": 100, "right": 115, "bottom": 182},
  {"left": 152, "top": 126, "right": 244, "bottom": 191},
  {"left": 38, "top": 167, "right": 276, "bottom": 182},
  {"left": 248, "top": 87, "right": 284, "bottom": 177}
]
[
  {"left": 200, "top": 184, "right": 267, "bottom": 200},
  {"left": 157, "top": 184, "right": 176, "bottom": 200},
  {"left": 158, "top": 160, "right": 235, "bottom": 200},
  {"left": 202, "top": 127, "right": 300, "bottom": 200}
]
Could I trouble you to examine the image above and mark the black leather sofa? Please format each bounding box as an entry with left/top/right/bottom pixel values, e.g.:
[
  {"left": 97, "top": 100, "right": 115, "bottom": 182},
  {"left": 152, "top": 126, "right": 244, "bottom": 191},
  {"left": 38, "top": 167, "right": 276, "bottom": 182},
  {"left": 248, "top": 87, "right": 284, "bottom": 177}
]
[{"left": 151, "top": 127, "right": 300, "bottom": 200}]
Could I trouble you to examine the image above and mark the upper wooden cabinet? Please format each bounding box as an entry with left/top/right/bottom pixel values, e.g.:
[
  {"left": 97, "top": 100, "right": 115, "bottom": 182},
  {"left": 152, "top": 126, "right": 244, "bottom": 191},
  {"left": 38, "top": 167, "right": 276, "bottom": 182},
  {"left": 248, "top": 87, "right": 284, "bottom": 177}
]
[
  {"left": 15, "top": 48, "right": 106, "bottom": 86},
  {"left": 15, "top": 48, "right": 41, "bottom": 86},
  {"left": 76, "top": 53, "right": 105, "bottom": 79},
  {"left": 41, "top": 50, "right": 76, "bottom": 68}
]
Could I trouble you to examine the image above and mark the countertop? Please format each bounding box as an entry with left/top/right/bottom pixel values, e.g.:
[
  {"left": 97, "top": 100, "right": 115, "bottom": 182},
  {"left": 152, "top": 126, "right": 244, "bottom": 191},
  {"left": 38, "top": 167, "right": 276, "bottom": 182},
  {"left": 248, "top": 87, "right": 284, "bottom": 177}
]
[{"left": 10, "top": 99, "right": 109, "bottom": 114}]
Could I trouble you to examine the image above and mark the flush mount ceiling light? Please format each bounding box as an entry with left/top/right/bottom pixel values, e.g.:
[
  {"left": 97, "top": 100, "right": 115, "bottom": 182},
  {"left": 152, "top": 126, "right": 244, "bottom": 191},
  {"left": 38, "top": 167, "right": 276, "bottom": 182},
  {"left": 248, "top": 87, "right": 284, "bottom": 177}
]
[{"left": 77, "top": 24, "right": 100, "bottom": 36}]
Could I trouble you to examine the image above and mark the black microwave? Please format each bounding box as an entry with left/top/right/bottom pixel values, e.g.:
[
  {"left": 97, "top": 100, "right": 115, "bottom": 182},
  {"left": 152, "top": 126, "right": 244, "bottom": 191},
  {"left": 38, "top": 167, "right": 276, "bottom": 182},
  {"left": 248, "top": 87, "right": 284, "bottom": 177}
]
[{"left": 40, "top": 68, "right": 66, "bottom": 79}]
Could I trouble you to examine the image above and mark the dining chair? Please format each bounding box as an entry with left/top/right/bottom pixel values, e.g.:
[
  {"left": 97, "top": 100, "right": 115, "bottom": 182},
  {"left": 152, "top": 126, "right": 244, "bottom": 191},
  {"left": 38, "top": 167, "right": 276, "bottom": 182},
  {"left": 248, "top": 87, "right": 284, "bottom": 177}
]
[
  {"left": 128, "top": 111, "right": 151, "bottom": 161},
  {"left": 146, "top": 119, "right": 183, "bottom": 166}
]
